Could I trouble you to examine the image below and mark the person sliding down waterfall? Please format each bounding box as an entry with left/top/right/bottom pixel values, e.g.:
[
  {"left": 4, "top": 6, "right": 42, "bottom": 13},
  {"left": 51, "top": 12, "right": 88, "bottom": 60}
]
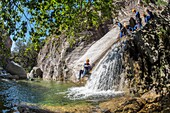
[{"left": 78, "top": 59, "right": 92, "bottom": 80}]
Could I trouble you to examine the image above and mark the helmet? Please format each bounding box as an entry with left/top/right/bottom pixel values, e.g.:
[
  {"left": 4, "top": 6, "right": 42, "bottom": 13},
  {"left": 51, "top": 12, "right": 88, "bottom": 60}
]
[
  {"left": 86, "top": 59, "right": 89, "bottom": 62},
  {"left": 124, "top": 23, "right": 127, "bottom": 27},
  {"left": 142, "top": 13, "right": 146, "bottom": 17},
  {"left": 132, "top": 9, "right": 136, "bottom": 12}
]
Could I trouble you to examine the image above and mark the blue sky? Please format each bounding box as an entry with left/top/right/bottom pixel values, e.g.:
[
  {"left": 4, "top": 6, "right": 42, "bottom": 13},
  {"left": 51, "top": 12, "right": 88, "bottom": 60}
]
[
  {"left": 11, "top": 7, "right": 32, "bottom": 51},
  {"left": 10, "top": 0, "right": 93, "bottom": 51}
]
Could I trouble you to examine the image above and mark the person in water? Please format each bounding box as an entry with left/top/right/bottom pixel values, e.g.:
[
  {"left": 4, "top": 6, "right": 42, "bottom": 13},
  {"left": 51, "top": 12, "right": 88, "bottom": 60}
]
[{"left": 78, "top": 59, "right": 92, "bottom": 80}]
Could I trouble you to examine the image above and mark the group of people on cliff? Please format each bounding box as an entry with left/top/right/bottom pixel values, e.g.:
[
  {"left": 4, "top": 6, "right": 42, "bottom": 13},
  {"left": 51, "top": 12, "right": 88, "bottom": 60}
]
[
  {"left": 117, "top": 8, "right": 154, "bottom": 38},
  {"left": 78, "top": 8, "right": 154, "bottom": 81}
]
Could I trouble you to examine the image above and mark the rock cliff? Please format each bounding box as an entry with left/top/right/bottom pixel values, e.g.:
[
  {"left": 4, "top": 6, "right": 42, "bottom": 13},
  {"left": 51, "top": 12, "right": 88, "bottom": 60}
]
[
  {"left": 0, "top": 29, "right": 27, "bottom": 79},
  {"left": 123, "top": 5, "right": 170, "bottom": 95},
  {"left": 36, "top": 22, "right": 112, "bottom": 81}
]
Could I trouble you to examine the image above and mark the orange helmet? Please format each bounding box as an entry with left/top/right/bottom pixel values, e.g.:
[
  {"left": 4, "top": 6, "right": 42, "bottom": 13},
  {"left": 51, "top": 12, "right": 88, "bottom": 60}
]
[
  {"left": 86, "top": 59, "right": 89, "bottom": 62},
  {"left": 124, "top": 23, "right": 127, "bottom": 27},
  {"left": 132, "top": 9, "right": 136, "bottom": 12}
]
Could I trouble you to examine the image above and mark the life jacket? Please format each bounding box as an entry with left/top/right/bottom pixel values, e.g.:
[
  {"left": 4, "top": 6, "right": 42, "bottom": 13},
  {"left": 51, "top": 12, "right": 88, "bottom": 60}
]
[
  {"left": 135, "top": 12, "right": 140, "bottom": 19},
  {"left": 120, "top": 27, "right": 127, "bottom": 36},
  {"left": 118, "top": 22, "right": 123, "bottom": 30},
  {"left": 127, "top": 25, "right": 134, "bottom": 31},
  {"left": 145, "top": 16, "right": 150, "bottom": 23},
  {"left": 84, "top": 62, "right": 90, "bottom": 70}
]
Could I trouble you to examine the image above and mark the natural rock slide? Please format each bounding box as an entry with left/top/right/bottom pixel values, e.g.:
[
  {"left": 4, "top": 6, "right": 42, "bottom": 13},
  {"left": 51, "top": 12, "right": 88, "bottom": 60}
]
[{"left": 72, "top": 27, "right": 120, "bottom": 79}]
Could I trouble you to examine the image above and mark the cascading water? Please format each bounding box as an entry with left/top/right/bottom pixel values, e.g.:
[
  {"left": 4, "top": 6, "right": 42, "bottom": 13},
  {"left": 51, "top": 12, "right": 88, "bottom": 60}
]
[{"left": 68, "top": 41, "right": 126, "bottom": 100}]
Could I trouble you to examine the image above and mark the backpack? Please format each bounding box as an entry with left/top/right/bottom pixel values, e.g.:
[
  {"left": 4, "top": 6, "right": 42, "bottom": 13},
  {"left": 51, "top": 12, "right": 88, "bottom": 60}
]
[{"left": 129, "top": 17, "right": 136, "bottom": 28}]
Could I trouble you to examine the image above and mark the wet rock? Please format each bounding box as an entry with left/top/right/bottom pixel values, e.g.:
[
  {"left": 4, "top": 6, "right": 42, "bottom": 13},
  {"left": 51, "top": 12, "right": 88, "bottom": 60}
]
[
  {"left": 116, "top": 98, "right": 145, "bottom": 113},
  {"left": 139, "top": 103, "right": 162, "bottom": 113},
  {"left": 17, "top": 105, "right": 55, "bottom": 113},
  {"left": 102, "top": 109, "right": 112, "bottom": 113}
]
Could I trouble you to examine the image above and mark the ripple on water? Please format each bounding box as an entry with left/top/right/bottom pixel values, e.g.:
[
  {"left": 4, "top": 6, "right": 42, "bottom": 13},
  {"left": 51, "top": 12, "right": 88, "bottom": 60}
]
[{"left": 0, "top": 80, "right": 89, "bottom": 112}]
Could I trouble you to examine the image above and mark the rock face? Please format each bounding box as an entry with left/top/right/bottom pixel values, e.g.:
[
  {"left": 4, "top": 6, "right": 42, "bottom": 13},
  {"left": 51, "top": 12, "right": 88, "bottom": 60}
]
[
  {"left": 36, "top": 22, "right": 112, "bottom": 81},
  {"left": 113, "top": 91, "right": 170, "bottom": 113},
  {"left": 5, "top": 60, "right": 27, "bottom": 79},
  {"left": 0, "top": 29, "right": 26, "bottom": 80},
  {"left": 17, "top": 105, "right": 55, "bottom": 113},
  {"left": 123, "top": 5, "right": 170, "bottom": 95}
]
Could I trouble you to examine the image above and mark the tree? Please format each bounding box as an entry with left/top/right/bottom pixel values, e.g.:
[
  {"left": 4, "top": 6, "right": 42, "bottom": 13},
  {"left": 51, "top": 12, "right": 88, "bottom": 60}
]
[
  {"left": 0, "top": 0, "right": 123, "bottom": 45},
  {"left": 11, "top": 39, "right": 45, "bottom": 72},
  {"left": 0, "top": 29, "right": 11, "bottom": 66}
]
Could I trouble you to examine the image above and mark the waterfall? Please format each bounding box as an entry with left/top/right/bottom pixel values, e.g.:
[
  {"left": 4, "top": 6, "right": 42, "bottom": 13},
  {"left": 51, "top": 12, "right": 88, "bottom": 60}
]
[{"left": 68, "top": 41, "right": 126, "bottom": 100}]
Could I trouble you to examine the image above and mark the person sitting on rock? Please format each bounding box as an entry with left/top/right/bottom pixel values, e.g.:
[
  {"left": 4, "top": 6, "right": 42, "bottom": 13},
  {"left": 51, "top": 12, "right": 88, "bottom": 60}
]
[
  {"left": 146, "top": 9, "right": 154, "bottom": 20},
  {"left": 124, "top": 23, "right": 134, "bottom": 35},
  {"left": 142, "top": 13, "right": 150, "bottom": 23},
  {"left": 133, "top": 22, "right": 142, "bottom": 31},
  {"left": 132, "top": 9, "right": 142, "bottom": 28},
  {"left": 78, "top": 59, "right": 92, "bottom": 80},
  {"left": 119, "top": 23, "right": 127, "bottom": 38}
]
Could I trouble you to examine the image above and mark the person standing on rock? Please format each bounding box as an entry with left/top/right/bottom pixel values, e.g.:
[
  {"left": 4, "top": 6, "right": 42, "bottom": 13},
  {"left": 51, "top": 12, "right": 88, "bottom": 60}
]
[
  {"left": 119, "top": 23, "right": 127, "bottom": 38},
  {"left": 78, "top": 59, "right": 92, "bottom": 80},
  {"left": 116, "top": 22, "right": 124, "bottom": 38},
  {"left": 146, "top": 9, "right": 154, "bottom": 20},
  {"left": 142, "top": 13, "right": 150, "bottom": 23},
  {"left": 117, "top": 22, "right": 123, "bottom": 30},
  {"left": 132, "top": 9, "right": 142, "bottom": 28}
]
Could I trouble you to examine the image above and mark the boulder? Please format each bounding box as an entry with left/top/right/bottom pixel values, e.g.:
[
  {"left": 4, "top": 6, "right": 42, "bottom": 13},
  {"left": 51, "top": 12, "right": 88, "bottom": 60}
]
[
  {"left": 33, "top": 67, "right": 43, "bottom": 78},
  {"left": 27, "top": 67, "right": 43, "bottom": 79},
  {"left": 5, "top": 60, "right": 27, "bottom": 79}
]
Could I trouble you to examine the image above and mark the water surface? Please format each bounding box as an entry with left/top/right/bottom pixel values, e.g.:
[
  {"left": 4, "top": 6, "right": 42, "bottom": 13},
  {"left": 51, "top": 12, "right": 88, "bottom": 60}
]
[{"left": 0, "top": 79, "right": 88, "bottom": 112}]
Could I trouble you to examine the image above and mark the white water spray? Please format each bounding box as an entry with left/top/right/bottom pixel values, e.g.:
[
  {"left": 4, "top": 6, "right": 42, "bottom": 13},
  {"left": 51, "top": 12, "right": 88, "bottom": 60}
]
[{"left": 68, "top": 42, "right": 126, "bottom": 100}]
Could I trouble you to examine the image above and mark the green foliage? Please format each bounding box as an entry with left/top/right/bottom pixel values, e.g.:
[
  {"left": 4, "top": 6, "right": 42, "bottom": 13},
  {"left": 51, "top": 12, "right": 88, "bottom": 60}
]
[
  {"left": 0, "top": 29, "right": 11, "bottom": 66},
  {"left": 11, "top": 39, "right": 45, "bottom": 72},
  {"left": 157, "top": 27, "right": 167, "bottom": 39},
  {"left": 156, "top": 0, "right": 168, "bottom": 6},
  {"left": 143, "top": 0, "right": 151, "bottom": 4},
  {"left": 143, "top": 0, "right": 168, "bottom": 5},
  {"left": 0, "top": 0, "right": 121, "bottom": 45}
]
